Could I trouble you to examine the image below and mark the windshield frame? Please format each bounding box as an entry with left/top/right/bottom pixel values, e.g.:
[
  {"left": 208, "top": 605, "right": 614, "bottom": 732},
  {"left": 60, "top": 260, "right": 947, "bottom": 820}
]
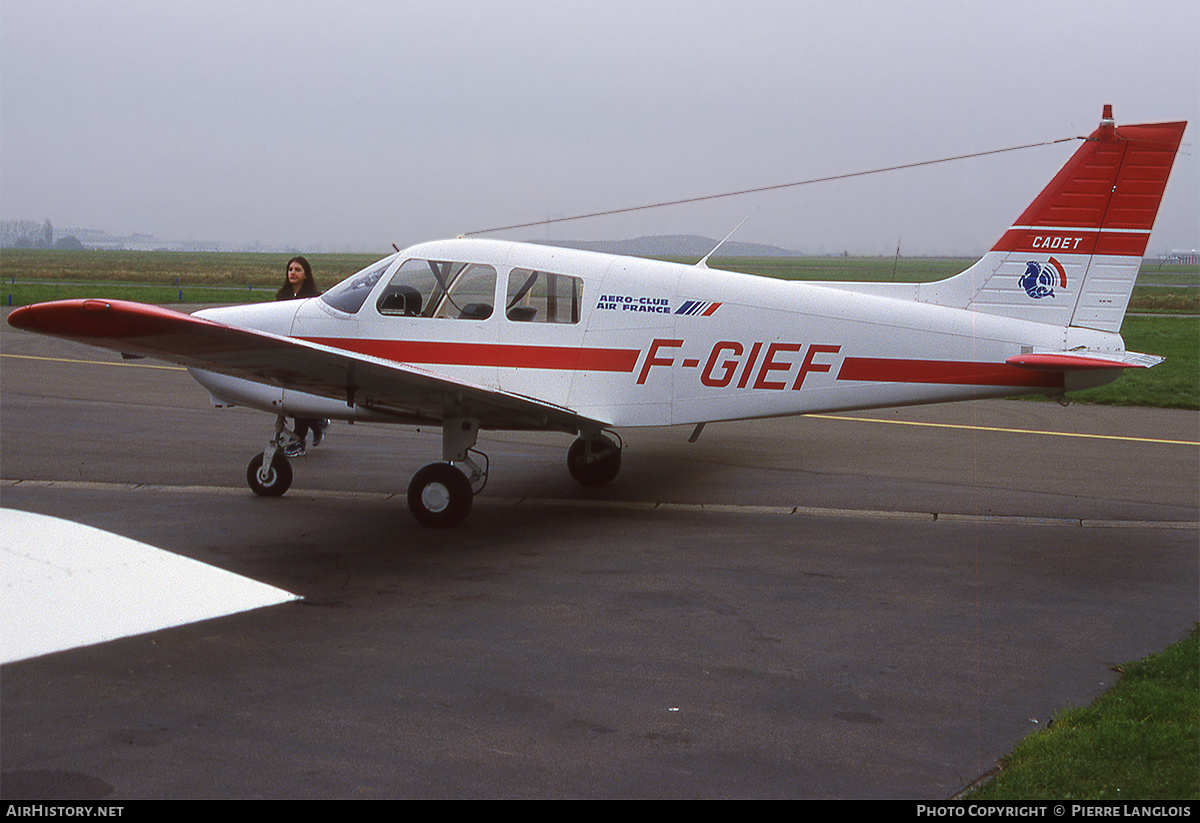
[{"left": 318, "top": 253, "right": 403, "bottom": 316}]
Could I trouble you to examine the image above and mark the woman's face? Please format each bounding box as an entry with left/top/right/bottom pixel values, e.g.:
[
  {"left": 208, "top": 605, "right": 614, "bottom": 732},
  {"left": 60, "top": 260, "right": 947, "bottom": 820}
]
[{"left": 287, "top": 261, "right": 306, "bottom": 287}]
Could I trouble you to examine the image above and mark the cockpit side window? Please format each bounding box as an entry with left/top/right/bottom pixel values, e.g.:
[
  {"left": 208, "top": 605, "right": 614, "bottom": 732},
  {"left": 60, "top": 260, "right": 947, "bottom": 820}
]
[
  {"left": 375, "top": 259, "right": 497, "bottom": 320},
  {"left": 320, "top": 256, "right": 396, "bottom": 314},
  {"left": 505, "top": 269, "right": 583, "bottom": 323}
]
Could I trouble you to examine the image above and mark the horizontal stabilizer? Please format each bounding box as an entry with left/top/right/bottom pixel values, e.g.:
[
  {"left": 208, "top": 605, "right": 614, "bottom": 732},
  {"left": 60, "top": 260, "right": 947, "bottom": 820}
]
[{"left": 1006, "top": 349, "right": 1164, "bottom": 371}]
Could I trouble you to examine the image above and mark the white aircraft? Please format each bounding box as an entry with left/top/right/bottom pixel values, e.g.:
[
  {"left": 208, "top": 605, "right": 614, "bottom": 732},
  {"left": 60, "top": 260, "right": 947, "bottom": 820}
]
[{"left": 8, "top": 106, "right": 1187, "bottom": 527}]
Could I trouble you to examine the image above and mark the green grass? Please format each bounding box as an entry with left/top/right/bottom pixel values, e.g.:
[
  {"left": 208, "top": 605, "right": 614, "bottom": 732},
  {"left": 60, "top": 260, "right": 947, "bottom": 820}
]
[
  {"left": 0, "top": 248, "right": 379, "bottom": 301},
  {"left": 1132, "top": 263, "right": 1200, "bottom": 287},
  {"left": 966, "top": 627, "right": 1199, "bottom": 801},
  {"left": 2, "top": 281, "right": 275, "bottom": 306},
  {"left": 3, "top": 249, "right": 1196, "bottom": 303},
  {"left": 1063, "top": 317, "right": 1199, "bottom": 409},
  {"left": 1128, "top": 289, "right": 1200, "bottom": 315}
]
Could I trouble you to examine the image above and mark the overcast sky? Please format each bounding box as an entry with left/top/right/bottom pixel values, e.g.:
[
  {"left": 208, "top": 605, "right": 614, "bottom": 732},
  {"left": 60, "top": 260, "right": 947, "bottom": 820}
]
[{"left": 2, "top": 0, "right": 1196, "bottom": 256}]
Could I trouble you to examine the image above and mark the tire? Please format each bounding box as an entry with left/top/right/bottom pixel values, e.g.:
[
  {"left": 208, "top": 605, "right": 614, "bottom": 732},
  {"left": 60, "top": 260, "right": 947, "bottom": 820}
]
[
  {"left": 247, "top": 452, "right": 292, "bottom": 497},
  {"left": 567, "top": 435, "right": 621, "bottom": 486},
  {"left": 408, "top": 463, "right": 473, "bottom": 527}
]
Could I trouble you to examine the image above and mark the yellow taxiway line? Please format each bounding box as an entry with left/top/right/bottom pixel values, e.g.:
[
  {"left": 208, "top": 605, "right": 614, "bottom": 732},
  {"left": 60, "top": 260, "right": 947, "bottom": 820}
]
[
  {"left": 2, "top": 352, "right": 187, "bottom": 371},
  {"left": 805, "top": 413, "right": 1199, "bottom": 447}
]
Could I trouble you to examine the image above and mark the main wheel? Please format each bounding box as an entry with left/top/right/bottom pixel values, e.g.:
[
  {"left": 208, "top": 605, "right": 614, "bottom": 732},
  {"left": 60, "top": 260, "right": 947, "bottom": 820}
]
[
  {"left": 408, "top": 462, "right": 473, "bottom": 527},
  {"left": 567, "top": 435, "right": 621, "bottom": 486},
  {"left": 246, "top": 452, "right": 292, "bottom": 497}
]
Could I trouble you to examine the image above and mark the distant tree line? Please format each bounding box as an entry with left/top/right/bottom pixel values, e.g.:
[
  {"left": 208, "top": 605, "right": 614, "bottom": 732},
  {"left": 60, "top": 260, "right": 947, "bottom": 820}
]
[{"left": 1, "top": 219, "right": 85, "bottom": 250}]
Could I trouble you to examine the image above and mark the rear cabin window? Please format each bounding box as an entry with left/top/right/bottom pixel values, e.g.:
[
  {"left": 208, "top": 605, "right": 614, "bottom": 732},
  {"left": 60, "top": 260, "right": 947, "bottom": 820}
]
[
  {"left": 375, "top": 259, "right": 497, "bottom": 320},
  {"left": 504, "top": 269, "right": 583, "bottom": 324}
]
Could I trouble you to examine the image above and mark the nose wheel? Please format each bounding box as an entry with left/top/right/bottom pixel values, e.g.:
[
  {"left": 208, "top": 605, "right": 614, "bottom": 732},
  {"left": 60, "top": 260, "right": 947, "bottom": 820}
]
[
  {"left": 247, "top": 451, "right": 292, "bottom": 497},
  {"left": 246, "top": 416, "right": 298, "bottom": 497}
]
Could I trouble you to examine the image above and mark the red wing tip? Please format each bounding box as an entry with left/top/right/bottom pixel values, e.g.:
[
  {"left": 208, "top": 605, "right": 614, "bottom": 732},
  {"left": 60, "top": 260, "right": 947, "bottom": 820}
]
[{"left": 7, "top": 299, "right": 203, "bottom": 337}]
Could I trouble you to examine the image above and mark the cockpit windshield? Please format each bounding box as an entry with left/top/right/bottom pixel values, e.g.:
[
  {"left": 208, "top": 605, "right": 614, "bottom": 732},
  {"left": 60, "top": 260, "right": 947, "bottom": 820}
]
[{"left": 320, "top": 255, "right": 398, "bottom": 314}]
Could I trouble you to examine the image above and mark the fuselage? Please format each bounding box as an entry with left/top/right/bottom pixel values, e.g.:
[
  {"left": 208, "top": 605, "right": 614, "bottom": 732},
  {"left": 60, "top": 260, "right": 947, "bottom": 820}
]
[{"left": 192, "top": 237, "right": 1123, "bottom": 428}]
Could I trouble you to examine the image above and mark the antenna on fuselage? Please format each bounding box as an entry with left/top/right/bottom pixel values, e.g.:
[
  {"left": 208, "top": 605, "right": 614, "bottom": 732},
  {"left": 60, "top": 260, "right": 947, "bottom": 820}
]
[{"left": 696, "top": 215, "right": 752, "bottom": 269}]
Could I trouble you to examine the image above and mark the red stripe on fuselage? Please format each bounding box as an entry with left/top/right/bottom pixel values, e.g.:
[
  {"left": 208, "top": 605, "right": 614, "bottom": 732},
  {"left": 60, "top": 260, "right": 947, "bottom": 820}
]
[
  {"left": 837, "top": 357, "right": 1064, "bottom": 388},
  {"left": 302, "top": 338, "right": 641, "bottom": 372}
]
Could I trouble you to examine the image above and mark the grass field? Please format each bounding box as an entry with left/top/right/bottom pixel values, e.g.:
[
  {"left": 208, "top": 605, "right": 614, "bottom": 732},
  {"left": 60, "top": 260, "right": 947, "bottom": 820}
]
[
  {"left": 0, "top": 249, "right": 377, "bottom": 305},
  {"left": 1063, "top": 316, "right": 1197, "bottom": 409},
  {"left": 965, "top": 627, "right": 1199, "bottom": 801},
  {"left": 3, "top": 248, "right": 1196, "bottom": 409}
]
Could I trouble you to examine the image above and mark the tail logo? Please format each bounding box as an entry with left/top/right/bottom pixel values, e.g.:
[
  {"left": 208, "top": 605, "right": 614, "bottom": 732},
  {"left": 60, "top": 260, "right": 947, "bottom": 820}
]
[{"left": 1019, "top": 257, "right": 1067, "bottom": 299}]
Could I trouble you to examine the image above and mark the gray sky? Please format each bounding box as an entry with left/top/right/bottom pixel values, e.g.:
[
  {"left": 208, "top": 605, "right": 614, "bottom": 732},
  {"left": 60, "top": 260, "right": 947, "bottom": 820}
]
[{"left": 2, "top": 0, "right": 1197, "bottom": 256}]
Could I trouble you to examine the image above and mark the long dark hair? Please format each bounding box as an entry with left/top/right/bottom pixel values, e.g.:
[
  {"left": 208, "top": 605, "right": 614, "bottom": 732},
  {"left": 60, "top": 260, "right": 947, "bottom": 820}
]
[{"left": 276, "top": 255, "right": 320, "bottom": 299}]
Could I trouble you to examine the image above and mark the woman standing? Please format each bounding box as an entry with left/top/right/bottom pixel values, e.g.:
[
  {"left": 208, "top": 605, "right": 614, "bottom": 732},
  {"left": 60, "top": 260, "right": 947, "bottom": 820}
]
[
  {"left": 277, "top": 255, "right": 321, "bottom": 299},
  {"left": 276, "top": 256, "right": 327, "bottom": 455}
]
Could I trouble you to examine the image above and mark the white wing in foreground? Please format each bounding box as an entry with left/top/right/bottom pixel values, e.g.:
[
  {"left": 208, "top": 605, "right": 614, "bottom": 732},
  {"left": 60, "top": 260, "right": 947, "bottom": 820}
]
[{"left": 1, "top": 509, "right": 299, "bottom": 664}]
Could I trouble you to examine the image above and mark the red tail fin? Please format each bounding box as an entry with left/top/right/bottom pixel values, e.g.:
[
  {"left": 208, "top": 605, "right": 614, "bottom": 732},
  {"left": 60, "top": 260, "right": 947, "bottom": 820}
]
[
  {"left": 992, "top": 107, "right": 1186, "bottom": 258},
  {"left": 924, "top": 107, "right": 1188, "bottom": 332}
]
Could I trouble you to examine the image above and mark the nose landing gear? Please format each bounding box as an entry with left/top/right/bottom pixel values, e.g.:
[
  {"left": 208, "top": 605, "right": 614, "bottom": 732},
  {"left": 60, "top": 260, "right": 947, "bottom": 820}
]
[{"left": 246, "top": 415, "right": 299, "bottom": 497}]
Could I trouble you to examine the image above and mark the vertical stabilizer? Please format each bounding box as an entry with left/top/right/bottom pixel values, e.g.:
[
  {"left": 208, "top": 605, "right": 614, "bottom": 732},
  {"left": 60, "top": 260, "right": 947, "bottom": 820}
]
[{"left": 921, "top": 107, "right": 1186, "bottom": 331}]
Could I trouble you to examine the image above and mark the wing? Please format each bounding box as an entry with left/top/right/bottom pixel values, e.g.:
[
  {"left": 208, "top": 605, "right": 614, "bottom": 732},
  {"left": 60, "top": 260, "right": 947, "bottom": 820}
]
[
  {"left": 1, "top": 508, "right": 298, "bottom": 663},
  {"left": 7, "top": 299, "right": 607, "bottom": 432}
]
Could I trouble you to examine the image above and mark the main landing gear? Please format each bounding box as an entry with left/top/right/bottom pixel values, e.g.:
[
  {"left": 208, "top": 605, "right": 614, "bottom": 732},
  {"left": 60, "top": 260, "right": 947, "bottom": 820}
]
[
  {"left": 244, "top": 417, "right": 624, "bottom": 527},
  {"left": 406, "top": 417, "right": 487, "bottom": 528},
  {"left": 566, "top": 432, "right": 622, "bottom": 486}
]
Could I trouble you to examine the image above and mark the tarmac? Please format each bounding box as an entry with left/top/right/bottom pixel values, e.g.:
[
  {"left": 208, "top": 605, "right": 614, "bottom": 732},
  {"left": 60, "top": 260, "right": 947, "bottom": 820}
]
[{"left": 2, "top": 315, "right": 1197, "bottom": 799}]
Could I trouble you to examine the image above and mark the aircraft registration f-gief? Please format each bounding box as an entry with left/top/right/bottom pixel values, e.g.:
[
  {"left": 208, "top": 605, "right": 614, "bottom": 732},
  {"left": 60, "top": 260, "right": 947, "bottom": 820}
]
[{"left": 8, "top": 106, "right": 1188, "bottom": 526}]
